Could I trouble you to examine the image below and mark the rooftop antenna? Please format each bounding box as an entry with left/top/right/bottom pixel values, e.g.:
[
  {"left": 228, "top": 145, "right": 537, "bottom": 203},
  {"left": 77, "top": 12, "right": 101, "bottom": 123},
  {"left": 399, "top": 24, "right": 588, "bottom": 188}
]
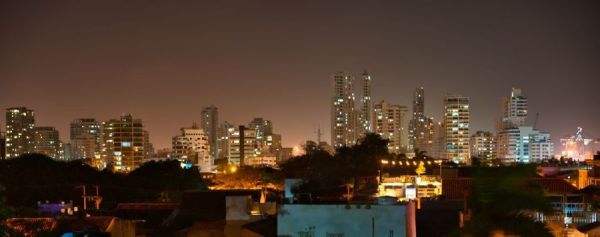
[{"left": 316, "top": 125, "right": 323, "bottom": 144}]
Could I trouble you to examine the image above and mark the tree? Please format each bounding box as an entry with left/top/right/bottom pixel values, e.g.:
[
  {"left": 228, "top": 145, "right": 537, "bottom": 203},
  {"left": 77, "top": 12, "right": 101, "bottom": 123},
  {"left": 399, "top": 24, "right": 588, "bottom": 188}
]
[
  {"left": 280, "top": 133, "right": 391, "bottom": 198},
  {"left": 413, "top": 148, "right": 428, "bottom": 160},
  {"left": 461, "top": 165, "right": 552, "bottom": 236}
]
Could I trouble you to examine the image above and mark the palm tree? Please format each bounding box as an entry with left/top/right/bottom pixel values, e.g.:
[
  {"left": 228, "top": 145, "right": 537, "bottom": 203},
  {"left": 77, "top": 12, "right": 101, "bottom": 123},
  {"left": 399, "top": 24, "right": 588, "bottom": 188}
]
[{"left": 413, "top": 148, "right": 428, "bottom": 160}]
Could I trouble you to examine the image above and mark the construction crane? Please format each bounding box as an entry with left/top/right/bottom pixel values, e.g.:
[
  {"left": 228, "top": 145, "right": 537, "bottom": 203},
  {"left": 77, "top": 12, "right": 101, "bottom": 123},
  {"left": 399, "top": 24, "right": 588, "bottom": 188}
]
[{"left": 533, "top": 112, "right": 539, "bottom": 129}]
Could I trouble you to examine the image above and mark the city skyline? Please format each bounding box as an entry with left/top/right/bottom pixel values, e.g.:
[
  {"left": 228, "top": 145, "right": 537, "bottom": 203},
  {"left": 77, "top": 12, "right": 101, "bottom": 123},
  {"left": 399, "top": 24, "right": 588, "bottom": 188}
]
[{"left": 1, "top": 0, "right": 599, "bottom": 150}]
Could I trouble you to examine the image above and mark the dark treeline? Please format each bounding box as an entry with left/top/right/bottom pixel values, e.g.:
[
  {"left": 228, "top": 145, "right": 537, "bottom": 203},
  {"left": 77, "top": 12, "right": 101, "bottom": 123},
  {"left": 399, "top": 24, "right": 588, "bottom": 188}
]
[
  {"left": 279, "top": 133, "right": 390, "bottom": 196},
  {"left": 0, "top": 154, "right": 207, "bottom": 215}
]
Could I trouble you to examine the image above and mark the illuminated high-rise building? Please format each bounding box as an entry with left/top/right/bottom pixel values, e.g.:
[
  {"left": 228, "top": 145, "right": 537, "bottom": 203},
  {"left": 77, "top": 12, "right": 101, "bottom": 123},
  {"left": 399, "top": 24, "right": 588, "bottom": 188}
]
[
  {"left": 0, "top": 130, "right": 5, "bottom": 159},
  {"left": 499, "top": 88, "right": 528, "bottom": 130},
  {"left": 70, "top": 118, "right": 102, "bottom": 163},
  {"left": 409, "top": 87, "right": 434, "bottom": 154},
  {"left": 431, "top": 122, "right": 446, "bottom": 159},
  {"left": 495, "top": 88, "right": 553, "bottom": 163},
  {"left": 359, "top": 71, "right": 373, "bottom": 134},
  {"left": 227, "top": 126, "right": 257, "bottom": 165},
  {"left": 470, "top": 131, "right": 496, "bottom": 162},
  {"left": 5, "top": 107, "right": 35, "bottom": 158},
  {"left": 201, "top": 106, "right": 219, "bottom": 161},
  {"left": 33, "top": 126, "right": 63, "bottom": 160},
  {"left": 374, "top": 101, "right": 409, "bottom": 154},
  {"left": 331, "top": 71, "right": 358, "bottom": 148},
  {"left": 172, "top": 124, "right": 212, "bottom": 173},
  {"left": 443, "top": 95, "right": 470, "bottom": 163},
  {"left": 217, "top": 121, "right": 235, "bottom": 160},
  {"left": 249, "top": 117, "right": 273, "bottom": 144},
  {"left": 496, "top": 127, "right": 553, "bottom": 163},
  {"left": 101, "top": 114, "right": 149, "bottom": 172}
]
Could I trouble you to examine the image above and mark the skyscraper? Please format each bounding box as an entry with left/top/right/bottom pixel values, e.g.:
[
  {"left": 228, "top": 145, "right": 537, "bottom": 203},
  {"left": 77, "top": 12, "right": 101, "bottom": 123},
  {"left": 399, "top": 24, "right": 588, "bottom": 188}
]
[
  {"left": 499, "top": 88, "right": 528, "bottom": 130},
  {"left": 331, "top": 71, "right": 358, "bottom": 148},
  {"left": 216, "top": 121, "right": 235, "bottom": 160},
  {"left": 249, "top": 117, "right": 273, "bottom": 143},
  {"left": 5, "top": 107, "right": 35, "bottom": 158},
  {"left": 495, "top": 88, "right": 553, "bottom": 163},
  {"left": 359, "top": 71, "right": 373, "bottom": 134},
  {"left": 496, "top": 127, "right": 553, "bottom": 163},
  {"left": 33, "top": 126, "right": 63, "bottom": 160},
  {"left": 70, "top": 118, "right": 102, "bottom": 162},
  {"left": 201, "top": 106, "right": 219, "bottom": 161},
  {"left": 409, "top": 87, "right": 434, "bottom": 155},
  {"left": 0, "top": 130, "right": 5, "bottom": 159},
  {"left": 470, "top": 131, "right": 496, "bottom": 162},
  {"left": 101, "top": 114, "right": 148, "bottom": 172},
  {"left": 374, "top": 101, "right": 409, "bottom": 154},
  {"left": 172, "top": 124, "right": 212, "bottom": 173},
  {"left": 227, "top": 126, "right": 257, "bottom": 165},
  {"left": 443, "top": 95, "right": 470, "bottom": 163}
]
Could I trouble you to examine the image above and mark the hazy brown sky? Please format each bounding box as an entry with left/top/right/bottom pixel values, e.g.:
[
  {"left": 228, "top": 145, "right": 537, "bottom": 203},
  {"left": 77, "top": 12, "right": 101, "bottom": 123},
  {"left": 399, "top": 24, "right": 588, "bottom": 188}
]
[{"left": 1, "top": 0, "right": 599, "bottom": 150}]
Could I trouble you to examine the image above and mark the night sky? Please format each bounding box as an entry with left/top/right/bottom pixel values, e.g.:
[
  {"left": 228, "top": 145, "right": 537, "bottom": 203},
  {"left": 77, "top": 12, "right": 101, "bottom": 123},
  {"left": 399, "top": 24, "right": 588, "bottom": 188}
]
[{"left": 1, "top": 0, "right": 599, "bottom": 151}]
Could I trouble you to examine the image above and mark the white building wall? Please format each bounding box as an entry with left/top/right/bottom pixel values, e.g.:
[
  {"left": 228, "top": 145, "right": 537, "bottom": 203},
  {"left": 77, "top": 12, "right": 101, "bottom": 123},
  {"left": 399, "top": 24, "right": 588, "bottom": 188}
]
[{"left": 278, "top": 204, "right": 408, "bottom": 237}]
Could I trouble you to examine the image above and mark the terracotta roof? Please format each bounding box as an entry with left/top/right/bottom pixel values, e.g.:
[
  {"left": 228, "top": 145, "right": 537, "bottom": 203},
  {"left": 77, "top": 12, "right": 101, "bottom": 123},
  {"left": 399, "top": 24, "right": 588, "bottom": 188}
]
[{"left": 4, "top": 217, "right": 56, "bottom": 235}]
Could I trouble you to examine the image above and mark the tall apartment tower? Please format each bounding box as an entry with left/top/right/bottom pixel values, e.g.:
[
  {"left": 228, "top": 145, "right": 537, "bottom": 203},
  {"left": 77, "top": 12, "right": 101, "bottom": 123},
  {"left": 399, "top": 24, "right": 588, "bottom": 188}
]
[
  {"left": 227, "top": 126, "right": 257, "bottom": 165},
  {"left": 359, "top": 71, "right": 373, "bottom": 134},
  {"left": 0, "top": 130, "right": 5, "bottom": 159},
  {"left": 249, "top": 118, "right": 273, "bottom": 142},
  {"left": 172, "top": 125, "right": 212, "bottom": 173},
  {"left": 497, "top": 127, "right": 553, "bottom": 163},
  {"left": 470, "top": 131, "right": 496, "bottom": 162},
  {"left": 495, "top": 88, "right": 553, "bottom": 163},
  {"left": 5, "top": 107, "right": 35, "bottom": 158},
  {"left": 443, "top": 95, "right": 470, "bottom": 163},
  {"left": 373, "top": 101, "right": 409, "bottom": 154},
  {"left": 409, "top": 87, "right": 434, "bottom": 154},
  {"left": 201, "top": 106, "right": 219, "bottom": 161},
  {"left": 331, "top": 72, "right": 358, "bottom": 148},
  {"left": 33, "top": 126, "right": 63, "bottom": 160},
  {"left": 101, "top": 114, "right": 148, "bottom": 172},
  {"left": 70, "top": 118, "right": 102, "bottom": 162},
  {"left": 217, "top": 121, "right": 235, "bottom": 160},
  {"left": 500, "top": 88, "right": 528, "bottom": 130}
]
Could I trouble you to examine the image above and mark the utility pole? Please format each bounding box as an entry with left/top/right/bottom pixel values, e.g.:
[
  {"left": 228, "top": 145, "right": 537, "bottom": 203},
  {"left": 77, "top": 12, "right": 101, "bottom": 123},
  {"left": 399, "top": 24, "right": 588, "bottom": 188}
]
[
  {"left": 77, "top": 185, "right": 87, "bottom": 210},
  {"left": 78, "top": 185, "right": 102, "bottom": 210},
  {"left": 93, "top": 185, "right": 102, "bottom": 209}
]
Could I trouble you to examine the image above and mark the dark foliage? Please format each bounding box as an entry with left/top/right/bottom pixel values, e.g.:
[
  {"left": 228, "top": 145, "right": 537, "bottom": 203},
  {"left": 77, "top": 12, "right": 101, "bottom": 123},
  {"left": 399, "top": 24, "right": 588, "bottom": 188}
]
[
  {"left": 0, "top": 154, "right": 207, "bottom": 214},
  {"left": 461, "top": 165, "right": 553, "bottom": 236},
  {"left": 280, "top": 133, "right": 389, "bottom": 196}
]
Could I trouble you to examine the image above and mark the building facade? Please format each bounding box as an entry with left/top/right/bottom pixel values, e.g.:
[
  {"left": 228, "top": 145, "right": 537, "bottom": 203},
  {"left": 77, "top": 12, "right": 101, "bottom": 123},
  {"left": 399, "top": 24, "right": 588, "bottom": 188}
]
[
  {"left": 470, "top": 131, "right": 495, "bottom": 162},
  {"left": 248, "top": 117, "right": 273, "bottom": 150},
  {"left": 172, "top": 125, "right": 212, "bottom": 173},
  {"left": 5, "top": 107, "right": 35, "bottom": 158},
  {"left": 495, "top": 88, "right": 554, "bottom": 163},
  {"left": 227, "top": 126, "right": 257, "bottom": 166},
  {"left": 374, "top": 101, "right": 409, "bottom": 154},
  {"left": 443, "top": 95, "right": 470, "bottom": 163},
  {"left": 499, "top": 88, "right": 528, "bottom": 130},
  {"left": 409, "top": 87, "right": 435, "bottom": 155},
  {"left": 33, "top": 126, "right": 63, "bottom": 160},
  {"left": 70, "top": 118, "right": 102, "bottom": 162},
  {"left": 201, "top": 106, "right": 219, "bottom": 162},
  {"left": 101, "top": 114, "right": 148, "bottom": 172},
  {"left": 0, "top": 130, "right": 5, "bottom": 159},
  {"left": 359, "top": 71, "right": 373, "bottom": 134},
  {"left": 331, "top": 71, "right": 358, "bottom": 148},
  {"left": 496, "top": 126, "right": 554, "bottom": 163}
]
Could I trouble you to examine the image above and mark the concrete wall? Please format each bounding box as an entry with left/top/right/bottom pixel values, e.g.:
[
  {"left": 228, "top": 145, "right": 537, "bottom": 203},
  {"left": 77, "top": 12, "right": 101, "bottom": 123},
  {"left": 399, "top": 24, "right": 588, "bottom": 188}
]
[{"left": 278, "top": 204, "right": 407, "bottom": 237}]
